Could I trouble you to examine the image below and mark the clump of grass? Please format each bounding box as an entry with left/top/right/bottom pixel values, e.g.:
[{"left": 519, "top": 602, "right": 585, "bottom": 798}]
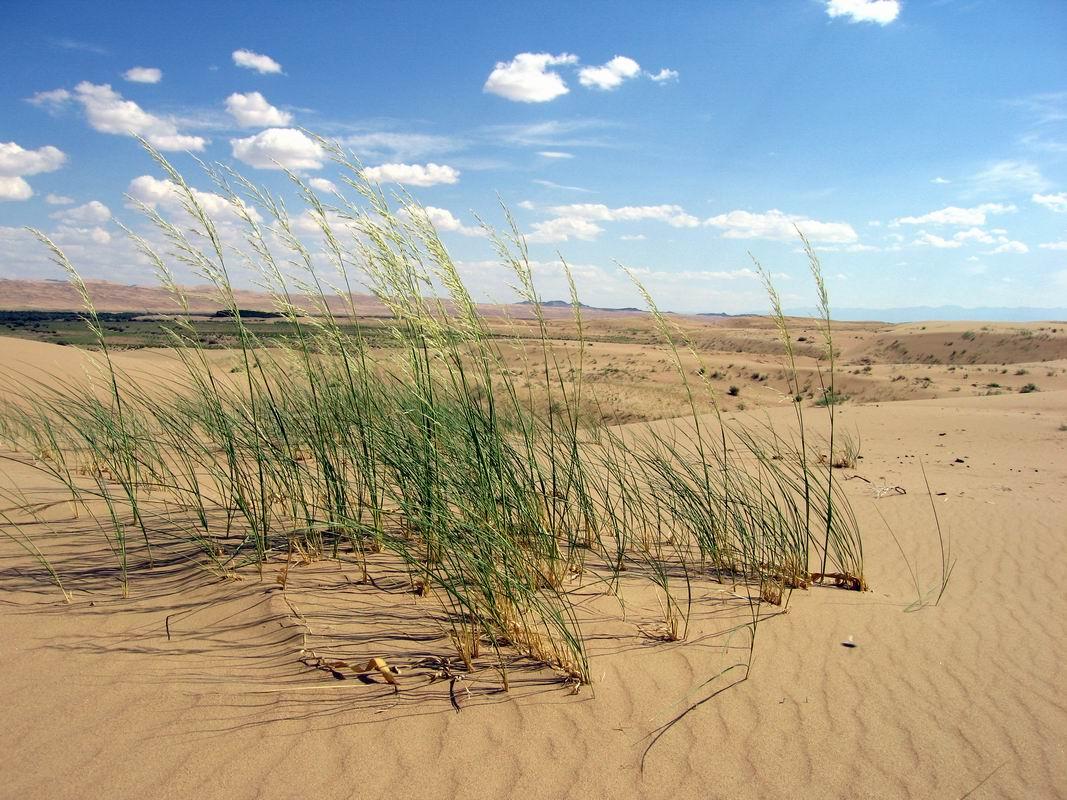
[
  {"left": 814, "top": 389, "right": 848, "bottom": 407},
  {"left": 0, "top": 138, "right": 869, "bottom": 691},
  {"left": 1019, "top": 383, "right": 1038, "bottom": 393}
]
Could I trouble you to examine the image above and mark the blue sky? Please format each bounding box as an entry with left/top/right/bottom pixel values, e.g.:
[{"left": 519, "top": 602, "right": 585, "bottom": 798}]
[{"left": 2, "top": 0, "right": 1066, "bottom": 313}]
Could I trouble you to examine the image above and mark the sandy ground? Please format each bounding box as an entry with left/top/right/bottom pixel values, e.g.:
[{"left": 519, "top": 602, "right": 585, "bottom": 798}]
[{"left": 1, "top": 331, "right": 1066, "bottom": 799}]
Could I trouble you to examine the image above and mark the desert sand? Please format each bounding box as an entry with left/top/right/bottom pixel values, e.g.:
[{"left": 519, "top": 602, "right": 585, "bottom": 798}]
[{"left": 1, "top": 308, "right": 1066, "bottom": 799}]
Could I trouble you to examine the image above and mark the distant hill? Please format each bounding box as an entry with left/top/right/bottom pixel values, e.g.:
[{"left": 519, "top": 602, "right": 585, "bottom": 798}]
[
  {"left": 779, "top": 306, "right": 1067, "bottom": 323},
  {"left": 520, "top": 299, "right": 646, "bottom": 313}
]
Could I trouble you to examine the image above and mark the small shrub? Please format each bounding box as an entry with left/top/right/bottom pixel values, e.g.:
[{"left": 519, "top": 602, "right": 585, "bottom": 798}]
[
  {"left": 727, "top": 385, "right": 740, "bottom": 396},
  {"left": 1020, "top": 383, "right": 1038, "bottom": 393},
  {"left": 814, "top": 390, "right": 847, "bottom": 407}
]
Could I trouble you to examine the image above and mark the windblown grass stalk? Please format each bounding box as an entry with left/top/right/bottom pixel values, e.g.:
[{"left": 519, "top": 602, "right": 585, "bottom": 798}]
[{"left": 0, "top": 140, "right": 869, "bottom": 687}]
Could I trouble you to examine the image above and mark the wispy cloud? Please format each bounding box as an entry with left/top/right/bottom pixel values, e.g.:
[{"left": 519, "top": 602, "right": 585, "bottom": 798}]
[
  {"left": 531, "top": 179, "right": 595, "bottom": 193},
  {"left": 969, "top": 160, "right": 1049, "bottom": 196},
  {"left": 50, "top": 38, "right": 108, "bottom": 55},
  {"left": 486, "top": 119, "right": 618, "bottom": 149}
]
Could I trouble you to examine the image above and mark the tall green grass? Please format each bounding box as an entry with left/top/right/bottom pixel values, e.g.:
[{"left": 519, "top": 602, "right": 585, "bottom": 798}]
[{"left": 0, "top": 141, "right": 867, "bottom": 684}]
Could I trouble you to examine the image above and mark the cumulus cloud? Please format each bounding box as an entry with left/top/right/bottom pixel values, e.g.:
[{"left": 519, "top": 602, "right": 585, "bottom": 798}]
[
  {"left": 483, "top": 52, "right": 578, "bottom": 103},
  {"left": 0, "top": 177, "right": 33, "bottom": 201},
  {"left": 952, "top": 227, "right": 996, "bottom": 244},
  {"left": 913, "top": 232, "right": 962, "bottom": 249},
  {"left": 52, "top": 225, "right": 111, "bottom": 245},
  {"left": 28, "top": 88, "right": 72, "bottom": 108},
  {"left": 1032, "top": 192, "right": 1067, "bottom": 213},
  {"left": 127, "top": 174, "right": 261, "bottom": 223},
  {"left": 0, "top": 141, "right": 67, "bottom": 177},
  {"left": 225, "top": 91, "right": 292, "bottom": 127},
  {"left": 986, "top": 240, "right": 1029, "bottom": 255},
  {"left": 231, "top": 128, "right": 323, "bottom": 170},
  {"left": 403, "top": 205, "right": 485, "bottom": 237},
  {"left": 123, "top": 66, "right": 162, "bottom": 84},
  {"left": 704, "top": 209, "right": 858, "bottom": 243},
  {"left": 50, "top": 200, "right": 111, "bottom": 224},
  {"left": 45, "top": 193, "right": 73, "bottom": 205},
  {"left": 825, "top": 0, "right": 901, "bottom": 25},
  {"left": 548, "top": 203, "right": 700, "bottom": 228},
  {"left": 232, "top": 49, "right": 283, "bottom": 75},
  {"left": 36, "top": 82, "right": 206, "bottom": 150},
  {"left": 526, "top": 217, "right": 604, "bottom": 243},
  {"left": 0, "top": 141, "right": 67, "bottom": 201},
  {"left": 361, "top": 162, "right": 460, "bottom": 187},
  {"left": 578, "top": 56, "right": 642, "bottom": 91},
  {"left": 893, "top": 203, "right": 1016, "bottom": 227},
  {"left": 307, "top": 177, "right": 337, "bottom": 193},
  {"left": 912, "top": 226, "right": 1027, "bottom": 253}
]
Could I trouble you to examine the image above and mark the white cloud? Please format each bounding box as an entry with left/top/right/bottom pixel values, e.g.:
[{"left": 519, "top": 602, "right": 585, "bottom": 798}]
[
  {"left": 548, "top": 202, "right": 700, "bottom": 228},
  {"left": 225, "top": 91, "right": 293, "bottom": 127},
  {"left": 893, "top": 203, "right": 1016, "bottom": 227},
  {"left": 649, "top": 68, "right": 679, "bottom": 83},
  {"left": 704, "top": 209, "right": 858, "bottom": 243},
  {"left": 526, "top": 217, "right": 604, "bottom": 243},
  {"left": 483, "top": 52, "right": 578, "bottom": 103},
  {"left": 123, "top": 66, "right": 162, "bottom": 84},
  {"left": 45, "top": 193, "right": 73, "bottom": 205},
  {"left": 971, "top": 160, "right": 1049, "bottom": 195},
  {"left": 341, "top": 131, "right": 462, "bottom": 161},
  {"left": 532, "top": 178, "right": 593, "bottom": 193},
  {"left": 537, "top": 150, "right": 573, "bottom": 159},
  {"left": 1038, "top": 241, "right": 1067, "bottom": 251},
  {"left": 620, "top": 234, "right": 647, "bottom": 241},
  {"left": 361, "top": 162, "right": 459, "bottom": 186},
  {"left": 50, "top": 200, "right": 111, "bottom": 224},
  {"left": 308, "top": 177, "right": 337, "bottom": 193},
  {"left": 0, "top": 141, "right": 67, "bottom": 201},
  {"left": 578, "top": 56, "right": 642, "bottom": 91},
  {"left": 232, "top": 49, "right": 283, "bottom": 75},
  {"left": 55, "top": 82, "right": 206, "bottom": 150},
  {"left": 0, "top": 177, "right": 33, "bottom": 201},
  {"left": 931, "top": 176, "right": 950, "bottom": 184},
  {"left": 52, "top": 225, "right": 111, "bottom": 245},
  {"left": 987, "top": 240, "right": 1029, "bottom": 255},
  {"left": 231, "top": 128, "right": 323, "bottom": 170},
  {"left": 28, "top": 88, "right": 72, "bottom": 107},
  {"left": 952, "top": 227, "right": 996, "bottom": 244},
  {"left": 913, "top": 232, "right": 962, "bottom": 249},
  {"left": 1032, "top": 192, "right": 1067, "bottom": 213},
  {"left": 0, "top": 141, "right": 67, "bottom": 177},
  {"left": 825, "top": 0, "right": 901, "bottom": 25},
  {"left": 126, "top": 174, "right": 260, "bottom": 222},
  {"left": 403, "top": 205, "right": 485, "bottom": 237}
]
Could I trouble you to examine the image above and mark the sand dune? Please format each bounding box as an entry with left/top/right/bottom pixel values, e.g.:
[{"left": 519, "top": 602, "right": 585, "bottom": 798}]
[{"left": 1, "top": 335, "right": 1065, "bottom": 799}]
